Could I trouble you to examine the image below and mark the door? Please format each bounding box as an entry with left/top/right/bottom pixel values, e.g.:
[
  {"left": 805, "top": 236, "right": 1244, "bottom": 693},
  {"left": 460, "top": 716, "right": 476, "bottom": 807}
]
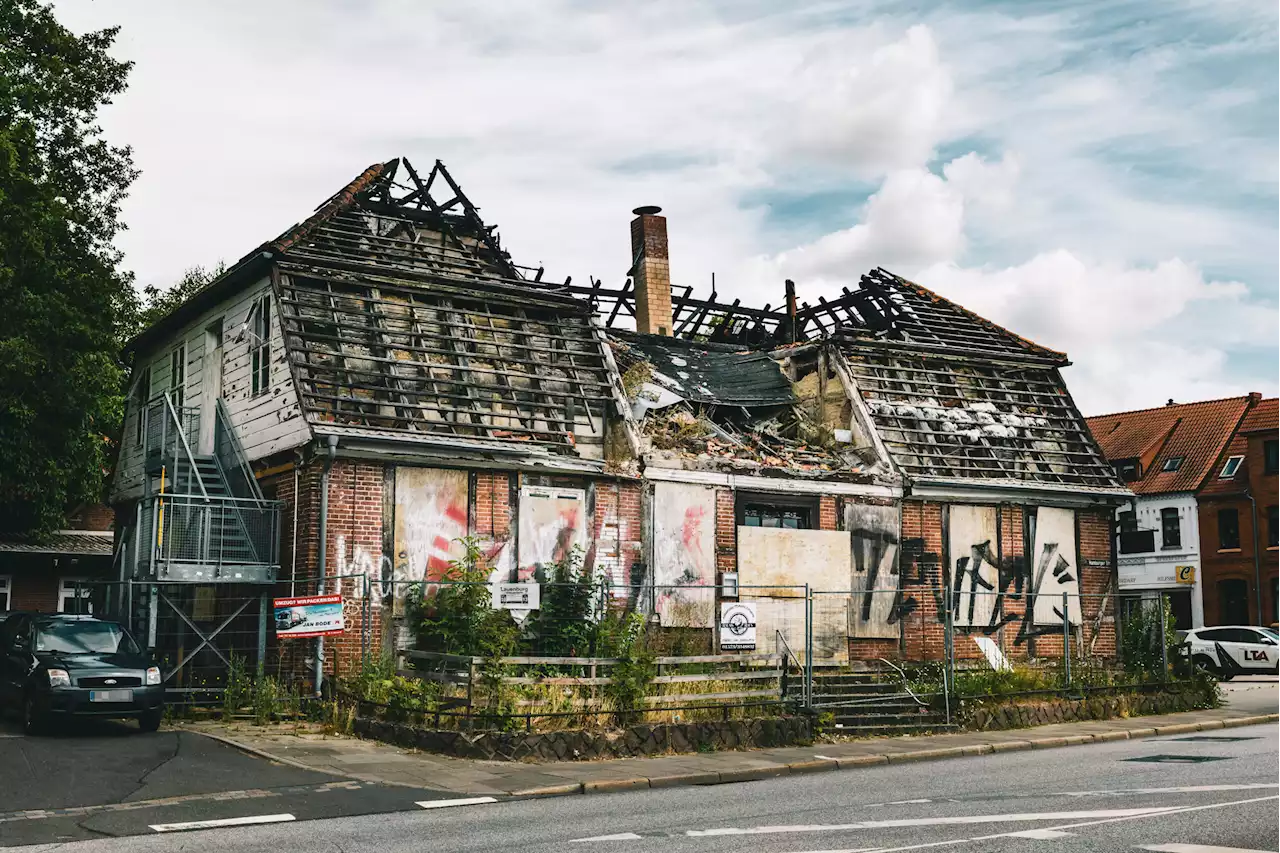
[{"left": 199, "top": 321, "right": 224, "bottom": 454}]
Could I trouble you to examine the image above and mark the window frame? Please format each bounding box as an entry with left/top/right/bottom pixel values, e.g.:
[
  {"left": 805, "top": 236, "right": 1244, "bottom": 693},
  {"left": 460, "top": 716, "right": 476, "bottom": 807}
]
[
  {"left": 133, "top": 366, "right": 152, "bottom": 446},
  {"left": 1219, "top": 455, "right": 1244, "bottom": 479},
  {"left": 250, "top": 294, "right": 271, "bottom": 397},
  {"left": 57, "top": 577, "right": 92, "bottom": 615},
  {"left": 1268, "top": 505, "right": 1278, "bottom": 549},
  {"left": 1160, "top": 507, "right": 1181, "bottom": 549},
  {"left": 1265, "top": 440, "right": 1278, "bottom": 476},
  {"left": 169, "top": 343, "right": 186, "bottom": 409},
  {"left": 735, "top": 493, "right": 818, "bottom": 530},
  {"left": 1217, "top": 507, "right": 1241, "bottom": 550},
  {"left": 1161, "top": 456, "right": 1184, "bottom": 473},
  {"left": 0, "top": 574, "right": 10, "bottom": 612}
]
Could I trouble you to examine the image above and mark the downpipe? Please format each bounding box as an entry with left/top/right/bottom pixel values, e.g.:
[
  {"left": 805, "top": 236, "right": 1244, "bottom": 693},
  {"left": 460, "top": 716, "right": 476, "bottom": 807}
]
[{"left": 315, "top": 435, "right": 338, "bottom": 698}]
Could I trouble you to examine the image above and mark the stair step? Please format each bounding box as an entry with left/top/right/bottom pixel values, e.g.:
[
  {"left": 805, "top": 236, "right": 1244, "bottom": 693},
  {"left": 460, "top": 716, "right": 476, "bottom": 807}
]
[{"left": 829, "top": 723, "right": 958, "bottom": 735}]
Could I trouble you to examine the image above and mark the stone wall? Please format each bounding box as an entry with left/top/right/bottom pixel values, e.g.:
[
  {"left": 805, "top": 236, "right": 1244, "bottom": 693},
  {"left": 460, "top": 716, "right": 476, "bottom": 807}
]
[
  {"left": 960, "top": 685, "right": 1216, "bottom": 732},
  {"left": 352, "top": 714, "right": 813, "bottom": 762}
]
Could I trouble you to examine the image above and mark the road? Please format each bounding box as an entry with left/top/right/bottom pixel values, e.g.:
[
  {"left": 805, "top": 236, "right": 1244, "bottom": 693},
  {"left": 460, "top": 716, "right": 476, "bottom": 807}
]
[
  {"left": 2, "top": 680, "right": 1274, "bottom": 851},
  {"left": 0, "top": 715, "right": 473, "bottom": 847}
]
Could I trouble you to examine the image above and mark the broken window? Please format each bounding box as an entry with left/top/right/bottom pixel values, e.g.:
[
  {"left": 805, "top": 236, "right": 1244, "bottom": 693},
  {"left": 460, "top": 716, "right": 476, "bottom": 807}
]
[
  {"left": 169, "top": 344, "right": 185, "bottom": 409},
  {"left": 737, "top": 502, "right": 814, "bottom": 527},
  {"left": 250, "top": 293, "right": 270, "bottom": 397},
  {"left": 134, "top": 366, "right": 151, "bottom": 445}
]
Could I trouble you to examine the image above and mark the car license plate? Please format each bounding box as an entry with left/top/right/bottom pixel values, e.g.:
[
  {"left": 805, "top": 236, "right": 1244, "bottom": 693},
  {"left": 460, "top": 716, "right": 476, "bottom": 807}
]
[{"left": 89, "top": 689, "right": 133, "bottom": 703}]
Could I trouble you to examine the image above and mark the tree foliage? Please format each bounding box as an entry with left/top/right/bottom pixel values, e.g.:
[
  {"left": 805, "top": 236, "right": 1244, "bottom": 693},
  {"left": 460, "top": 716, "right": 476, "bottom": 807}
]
[
  {"left": 0, "top": 1, "right": 137, "bottom": 536},
  {"left": 134, "top": 262, "right": 225, "bottom": 334}
]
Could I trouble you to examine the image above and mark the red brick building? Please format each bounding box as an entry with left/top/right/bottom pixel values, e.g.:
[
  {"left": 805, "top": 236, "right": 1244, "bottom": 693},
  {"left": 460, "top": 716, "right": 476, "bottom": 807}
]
[
  {"left": 0, "top": 503, "right": 114, "bottom": 615},
  {"left": 108, "top": 157, "right": 1127, "bottom": 694},
  {"left": 1198, "top": 396, "right": 1278, "bottom": 627}
]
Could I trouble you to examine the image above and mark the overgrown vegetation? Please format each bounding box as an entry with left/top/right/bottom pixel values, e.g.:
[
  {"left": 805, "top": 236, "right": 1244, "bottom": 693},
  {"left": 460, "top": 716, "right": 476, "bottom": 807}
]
[{"left": 1121, "top": 598, "right": 1180, "bottom": 680}]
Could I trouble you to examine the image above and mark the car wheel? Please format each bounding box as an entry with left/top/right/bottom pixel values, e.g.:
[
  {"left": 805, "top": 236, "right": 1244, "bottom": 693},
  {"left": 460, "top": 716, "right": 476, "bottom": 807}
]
[
  {"left": 1192, "top": 654, "right": 1219, "bottom": 676},
  {"left": 138, "top": 708, "right": 163, "bottom": 733},
  {"left": 22, "top": 695, "right": 46, "bottom": 736}
]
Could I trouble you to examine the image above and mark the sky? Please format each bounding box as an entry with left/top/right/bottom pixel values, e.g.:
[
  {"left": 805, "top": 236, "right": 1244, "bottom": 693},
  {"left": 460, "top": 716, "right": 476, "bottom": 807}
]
[{"left": 55, "top": 0, "right": 1279, "bottom": 415}]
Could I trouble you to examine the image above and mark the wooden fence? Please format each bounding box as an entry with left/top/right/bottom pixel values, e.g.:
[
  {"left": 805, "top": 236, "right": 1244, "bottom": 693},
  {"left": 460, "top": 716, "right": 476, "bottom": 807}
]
[{"left": 397, "top": 650, "right": 787, "bottom": 708}]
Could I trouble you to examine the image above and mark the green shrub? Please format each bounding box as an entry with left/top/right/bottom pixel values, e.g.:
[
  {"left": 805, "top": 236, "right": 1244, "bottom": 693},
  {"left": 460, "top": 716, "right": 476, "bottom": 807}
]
[{"left": 1122, "top": 598, "right": 1179, "bottom": 681}]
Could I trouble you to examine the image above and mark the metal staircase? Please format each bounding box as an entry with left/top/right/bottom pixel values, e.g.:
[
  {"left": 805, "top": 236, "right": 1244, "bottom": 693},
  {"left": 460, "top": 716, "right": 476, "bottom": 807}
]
[{"left": 133, "top": 393, "right": 282, "bottom": 583}]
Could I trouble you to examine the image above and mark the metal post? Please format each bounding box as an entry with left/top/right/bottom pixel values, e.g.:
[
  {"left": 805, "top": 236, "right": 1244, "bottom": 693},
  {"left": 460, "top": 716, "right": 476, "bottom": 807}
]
[
  {"left": 942, "top": 585, "right": 952, "bottom": 726},
  {"left": 1157, "top": 595, "right": 1169, "bottom": 683},
  {"left": 1062, "top": 591, "right": 1071, "bottom": 688},
  {"left": 803, "top": 584, "right": 813, "bottom": 709},
  {"left": 257, "top": 592, "right": 269, "bottom": 676},
  {"left": 147, "top": 584, "right": 159, "bottom": 650}
]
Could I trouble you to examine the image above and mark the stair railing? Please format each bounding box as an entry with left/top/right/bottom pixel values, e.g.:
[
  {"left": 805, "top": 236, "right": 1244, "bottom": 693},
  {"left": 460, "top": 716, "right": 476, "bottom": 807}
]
[
  {"left": 214, "top": 398, "right": 264, "bottom": 501},
  {"left": 877, "top": 657, "right": 928, "bottom": 708},
  {"left": 775, "top": 629, "right": 808, "bottom": 708},
  {"left": 153, "top": 392, "right": 210, "bottom": 570}
]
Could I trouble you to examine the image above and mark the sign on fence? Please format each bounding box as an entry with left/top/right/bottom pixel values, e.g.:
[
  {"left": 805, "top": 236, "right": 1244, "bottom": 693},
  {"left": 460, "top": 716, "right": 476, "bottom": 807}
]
[
  {"left": 273, "top": 594, "right": 344, "bottom": 638},
  {"left": 496, "top": 582, "right": 540, "bottom": 610},
  {"left": 719, "top": 601, "right": 757, "bottom": 651}
]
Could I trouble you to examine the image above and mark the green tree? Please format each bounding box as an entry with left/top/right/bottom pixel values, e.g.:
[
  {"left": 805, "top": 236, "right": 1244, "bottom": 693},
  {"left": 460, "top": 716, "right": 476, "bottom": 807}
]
[
  {"left": 0, "top": 1, "right": 137, "bottom": 536},
  {"left": 135, "top": 262, "right": 226, "bottom": 333}
]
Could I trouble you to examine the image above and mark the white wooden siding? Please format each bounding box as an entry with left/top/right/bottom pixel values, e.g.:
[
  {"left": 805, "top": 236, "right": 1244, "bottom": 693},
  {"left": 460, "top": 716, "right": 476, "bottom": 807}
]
[{"left": 110, "top": 278, "right": 311, "bottom": 502}]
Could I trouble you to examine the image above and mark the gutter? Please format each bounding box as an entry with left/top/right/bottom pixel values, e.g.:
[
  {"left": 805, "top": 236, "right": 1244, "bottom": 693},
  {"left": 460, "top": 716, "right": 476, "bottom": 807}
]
[{"left": 315, "top": 435, "right": 338, "bottom": 698}]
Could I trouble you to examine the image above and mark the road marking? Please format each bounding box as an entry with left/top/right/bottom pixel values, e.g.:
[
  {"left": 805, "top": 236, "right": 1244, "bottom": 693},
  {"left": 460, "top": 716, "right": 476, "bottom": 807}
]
[
  {"left": 572, "top": 833, "right": 644, "bottom": 842},
  {"left": 1146, "top": 840, "right": 1274, "bottom": 845},
  {"left": 863, "top": 794, "right": 1279, "bottom": 852},
  {"left": 885, "top": 799, "right": 932, "bottom": 805},
  {"left": 813, "top": 755, "right": 837, "bottom": 761},
  {"left": 1007, "top": 829, "right": 1075, "bottom": 839},
  {"left": 1055, "top": 784, "right": 1277, "bottom": 797},
  {"left": 415, "top": 796, "right": 498, "bottom": 809},
  {"left": 150, "top": 813, "right": 296, "bottom": 832},
  {"left": 684, "top": 807, "right": 1183, "bottom": 836}
]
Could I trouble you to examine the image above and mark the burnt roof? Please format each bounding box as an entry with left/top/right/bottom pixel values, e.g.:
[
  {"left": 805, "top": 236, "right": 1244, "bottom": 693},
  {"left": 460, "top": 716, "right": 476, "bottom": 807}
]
[{"left": 610, "top": 332, "right": 795, "bottom": 408}]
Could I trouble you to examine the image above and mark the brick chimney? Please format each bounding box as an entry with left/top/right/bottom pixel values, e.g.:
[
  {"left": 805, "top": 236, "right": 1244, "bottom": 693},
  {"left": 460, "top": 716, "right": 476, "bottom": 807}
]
[
  {"left": 630, "top": 206, "right": 673, "bottom": 336},
  {"left": 1248, "top": 391, "right": 1263, "bottom": 405}
]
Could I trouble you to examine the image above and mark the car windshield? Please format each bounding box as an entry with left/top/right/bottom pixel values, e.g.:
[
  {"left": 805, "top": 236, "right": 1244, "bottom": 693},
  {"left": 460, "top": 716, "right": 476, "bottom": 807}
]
[{"left": 35, "top": 621, "right": 139, "bottom": 655}]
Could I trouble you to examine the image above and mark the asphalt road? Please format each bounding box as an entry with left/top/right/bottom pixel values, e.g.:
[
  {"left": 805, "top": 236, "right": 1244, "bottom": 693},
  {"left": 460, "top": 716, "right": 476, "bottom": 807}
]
[
  {"left": 2, "top": 680, "right": 1274, "bottom": 850},
  {"left": 0, "top": 715, "right": 471, "bottom": 847}
]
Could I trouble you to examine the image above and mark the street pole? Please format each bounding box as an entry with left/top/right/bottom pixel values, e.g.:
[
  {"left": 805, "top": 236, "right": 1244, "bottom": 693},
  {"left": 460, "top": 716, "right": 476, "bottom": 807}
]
[{"left": 1062, "top": 591, "right": 1071, "bottom": 688}]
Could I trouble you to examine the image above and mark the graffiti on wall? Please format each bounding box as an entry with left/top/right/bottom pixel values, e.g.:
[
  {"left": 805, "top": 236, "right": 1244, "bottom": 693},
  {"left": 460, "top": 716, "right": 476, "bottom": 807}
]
[
  {"left": 653, "top": 482, "right": 716, "bottom": 628},
  {"left": 946, "top": 505, "right": 1001, "bottom": 628},
  {"left": 393, "top": 467, "right": 470, "bottom": 590},
  {"left": 518, "top": 486, "right": 587, "bottom": 581},
  {"left": 847, "top": 503, "right": 900, "bottom": 639},
  {"left": 1029, "top": 507, "right": 1080, "bottom": 626}
]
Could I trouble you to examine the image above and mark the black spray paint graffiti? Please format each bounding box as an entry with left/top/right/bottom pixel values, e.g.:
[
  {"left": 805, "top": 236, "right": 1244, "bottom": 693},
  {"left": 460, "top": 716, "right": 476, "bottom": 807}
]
[{"left": 850, "top": 526, "right": 899, "bottom": 622}]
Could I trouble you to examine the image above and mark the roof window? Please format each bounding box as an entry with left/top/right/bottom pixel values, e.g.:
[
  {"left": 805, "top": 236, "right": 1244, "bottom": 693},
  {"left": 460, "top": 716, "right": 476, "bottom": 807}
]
[
  {"left": 1161, "top": 456, "right": 1184, "bottom": 472},
  {"left": 1219, "top": 455, "right": 1244, "bottom": 479}
]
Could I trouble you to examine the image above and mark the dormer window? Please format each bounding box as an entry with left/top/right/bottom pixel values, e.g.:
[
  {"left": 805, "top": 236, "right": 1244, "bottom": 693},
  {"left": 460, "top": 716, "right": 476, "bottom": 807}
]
[
  {"left": 1161, "top": 456, "right": 1183, "bottom": 473},
  {"left": 1114, "top": 459, "right": 1141, "bottom": 482},
  {"left": 1219, "top": 456, "right": 1244, "bottom": 479}
]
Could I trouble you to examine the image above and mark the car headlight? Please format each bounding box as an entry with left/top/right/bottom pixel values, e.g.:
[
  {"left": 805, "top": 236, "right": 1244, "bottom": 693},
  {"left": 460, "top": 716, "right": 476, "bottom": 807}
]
[
  {"left": 146, "top": 666, "right": 162, "bottom": 686},
  {"left": 47, "top": 669, "right": 71, "bottom": 688}
]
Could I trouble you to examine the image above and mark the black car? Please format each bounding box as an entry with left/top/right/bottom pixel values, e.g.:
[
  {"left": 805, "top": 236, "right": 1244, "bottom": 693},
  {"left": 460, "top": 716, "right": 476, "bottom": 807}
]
[{"left": 0, "top": 614, "right": 164, "bottom": 734}]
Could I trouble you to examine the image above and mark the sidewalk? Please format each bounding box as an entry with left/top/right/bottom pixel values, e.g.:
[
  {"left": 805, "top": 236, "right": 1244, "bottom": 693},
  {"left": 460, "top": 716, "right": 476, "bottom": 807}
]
[{"left": 183, "top": 685, "right": 1278, "bottom": 798}]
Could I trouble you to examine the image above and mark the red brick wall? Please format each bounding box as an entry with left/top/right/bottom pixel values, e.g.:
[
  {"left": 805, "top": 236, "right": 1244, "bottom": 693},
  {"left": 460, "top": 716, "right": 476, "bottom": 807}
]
[
  {"left": 715, "top": 489, "right": 736, "bottom": 579},
  {"left": 818, "top": 496, "right": 838, "bottom": 531},
  {"left": 9, "top": 570, "right": 58, "bottom": 613}
]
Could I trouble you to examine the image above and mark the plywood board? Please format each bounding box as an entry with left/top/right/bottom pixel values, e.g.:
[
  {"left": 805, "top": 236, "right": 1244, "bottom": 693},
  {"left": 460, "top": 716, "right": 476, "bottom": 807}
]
[
  {"left": 393, "top": 467, "right": 469, "bottom": 586},
  {"left": 517, "top": 486, "right": 588, "bottom": 581},
  {"left": 847, "top": 503, "right": 900, "bottom": 639},
  {"left": 1030, "top": 507, "right": 1080, "bottom": 625},
  {"left": 947, "top": 505, "right": 999, "bottom": 628},
  {"left": 653, "top": 482, "right": 717, "bottom": 627}
]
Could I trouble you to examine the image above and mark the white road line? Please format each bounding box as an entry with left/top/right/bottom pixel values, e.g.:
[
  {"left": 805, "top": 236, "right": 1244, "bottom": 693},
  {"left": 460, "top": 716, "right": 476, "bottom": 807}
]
[
  {"left": 885, "top": 799, "right": 932, "bottom": 805},
  {"left": 571, "top": 833, "right": 645, "bottom": 842},
  {"left": 1141, "top": 840, "right": 1280, "bottom": 845},
  {"left": 1006, "top": 829, "right": 1075, "bottom": 839},
  {"left": 415, "top": 796, "right": 498, "bottom": 809},
  {"left": 813, "top": 755, "right": 838, "bottom": 761},
  {"left": 685, "top": 807, "right": 1183, "bottom": 836},
  {"left": 1055, "top": 784, "right": 1278, "bottom": 797},
  {"left": 149, "top": 813, "right": 296, "bottom": 833},
  {"left": 864, "top": 794, "right": 1280, "bottom": 853}
]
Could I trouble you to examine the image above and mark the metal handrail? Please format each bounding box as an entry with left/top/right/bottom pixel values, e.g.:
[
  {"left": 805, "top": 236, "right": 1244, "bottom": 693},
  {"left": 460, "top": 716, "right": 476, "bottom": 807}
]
[
  {"left": 775, "top": 629, "right": 807, "bottom": 707},
  {"left": 215, "top": 398, "right": 264, "bottom": 501},
  {"left": 162, "top": 393, "right": 209, "bottom": 501},
  {"left": 878, "top": 657, "right": 929, "bottom": 708}
]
